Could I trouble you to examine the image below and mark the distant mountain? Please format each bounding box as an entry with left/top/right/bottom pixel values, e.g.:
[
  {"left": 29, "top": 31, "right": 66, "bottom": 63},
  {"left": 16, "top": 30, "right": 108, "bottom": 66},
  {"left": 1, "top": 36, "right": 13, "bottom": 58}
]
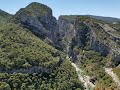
[
  {"left": 86, "top": 15, "right": 120, "bottom": 23},
  {"left": 59, "top": 15, "right": 120, "bottom": 23},
  {"left": 0, "top": 9, "right": 12, "bottom": 23}
]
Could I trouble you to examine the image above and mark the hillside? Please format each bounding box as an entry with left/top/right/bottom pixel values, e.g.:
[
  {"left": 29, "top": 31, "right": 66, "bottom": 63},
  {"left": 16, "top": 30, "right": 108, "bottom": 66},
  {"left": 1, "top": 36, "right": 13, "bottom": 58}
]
[
  {"left": 59, "top": 15, "right": 120, "bottom": 56},
  {"left": 58, "top": 15, "right": 120, "bottom": 89},
  {"left": 59, "top": 15, "right": 120, "bottom": 23},
  {"left": 0, "top": 23, "right": 58, "bottom": 70},
  {"left": 86, "top": 15, "right": 120, "bottom": 23},
  {"left": 0, "top": 9, "right": 12, "bottom": 23},
  {"left": 0, "top": 3, "right": 84, "bottom": 90},
  {"left": 0, "top": 22, "right": 84, "bottom": 90},
  {"left": 11, "top": 2, "right": 61, "bottom": 50}
]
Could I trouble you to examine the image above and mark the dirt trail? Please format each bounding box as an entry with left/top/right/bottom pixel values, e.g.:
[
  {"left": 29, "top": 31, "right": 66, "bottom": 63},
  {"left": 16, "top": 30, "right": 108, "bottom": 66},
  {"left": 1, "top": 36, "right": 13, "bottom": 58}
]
[
  {"left": 105, "top": 68, "right": 120, "bottom": 88},
  {"left": 67, "top": 46, "right": 95, "bottom": 89},
  {"left": 71, "top": 62, "right": 95, "bottom": 90}
]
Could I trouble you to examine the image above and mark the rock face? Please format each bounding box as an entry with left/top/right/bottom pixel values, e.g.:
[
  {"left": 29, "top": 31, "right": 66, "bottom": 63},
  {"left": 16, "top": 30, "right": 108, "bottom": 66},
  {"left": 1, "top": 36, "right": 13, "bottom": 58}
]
[
  {"left": 11, "top": 3, "right": 120, "bottom": 61},
  {"left": 0, "top": 66, "right": 51, "bottom": 74},
  {"left": 12, "top": 2, "right": 60, "bottom": 48},
  {"left": 58, "top": 16, "right": 120, "bottom": 61},
  {"left": 0, "top": 56, "right": 63, "bottom": 74}
]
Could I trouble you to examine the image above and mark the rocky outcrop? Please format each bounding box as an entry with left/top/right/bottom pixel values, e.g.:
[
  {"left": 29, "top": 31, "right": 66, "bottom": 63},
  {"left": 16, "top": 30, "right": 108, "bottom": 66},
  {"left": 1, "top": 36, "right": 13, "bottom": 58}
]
[
  {"left": 58, "top": 16, "right": 120, "bottom": 61},
  {"left": 0, "top": 55, "right": 63, "bottom": 74},
  {"left": 0, "top": 66, "right": 51, "bottom": 74},
  {"left": 89, "top": 22, "right": 120, "bottom": 56},
  {"left": 10, "top": 3, "right": 120, "bottom": 61},
  {"left": 12, "top": 2, "right": 61, "bottom": 49},
  {"left": 58, "top": 16, "right": 75, "bottom": 39},
  {"left": 58, "top": 16, "right": 78, "bottom": 62}
]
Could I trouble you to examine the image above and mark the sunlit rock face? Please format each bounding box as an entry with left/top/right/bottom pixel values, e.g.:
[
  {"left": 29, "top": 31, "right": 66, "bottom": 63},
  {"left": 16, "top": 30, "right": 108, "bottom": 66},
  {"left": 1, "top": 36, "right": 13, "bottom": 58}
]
[
  {"left": 58, "top": 15, "right": 120, "bottom": 62},
  {"left": 12, "top": 2, "right": 61, "bottom": 48}
]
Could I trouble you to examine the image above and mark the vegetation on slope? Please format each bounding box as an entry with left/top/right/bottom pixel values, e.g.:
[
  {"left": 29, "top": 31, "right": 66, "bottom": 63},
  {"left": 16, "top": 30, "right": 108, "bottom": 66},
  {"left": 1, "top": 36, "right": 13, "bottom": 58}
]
[
  {"left": 77, "top": 50, "right": 115, "bottom": 86},
  {"left": 0, "top": 23, "right": 58, "bottom": 69},
  {"left": 67, "top": 16, "right": 120, "bottom": 89},
  {"left": 0, "top": 9, "right": 12, "bottom": 23},
  {"left": 12, "top": 2, "right": 52, "bottom": 24},
  {"left": 0, "top": 2, "right": 120, "bottom": 89},
  {"left": 86, "top": 15, "right": 120, "bottom": 23},
  {"left": 0, "top": 60, "right": 84, "bottom": 90},
  {"left": 71, "top": 49, "right": 119, "bottom": 90},
  {"left": 0, "top": 23, "right": 84, "bottom": 89},
  {"left": 59, "top": 15, "right": 120, "bottom": 23},
  {"left": 113, "top": 67, "right": 120, "bottom": 80},
  {"left": 59, "top": 15, "right": 78, "bottom": 23},
  {"left": 25, "top": 2, "right": 52, "bottom": 15},
  {"left": 59, "top": 15, "right": 120, "bottom": 89}
]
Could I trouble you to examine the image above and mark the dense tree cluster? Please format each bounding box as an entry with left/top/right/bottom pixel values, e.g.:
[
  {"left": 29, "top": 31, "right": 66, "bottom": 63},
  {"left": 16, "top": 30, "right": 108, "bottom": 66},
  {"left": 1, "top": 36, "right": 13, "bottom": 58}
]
[
  {"left": 0, "top": 23, "right": 84, "bottom": 89},
  {"left": 0, "top": 60, "right": 84, "bottom": 90},
  {"left": 0, "top": 9, "right": 12, "bottom": 23},
  {"left": 77, "top": 50, "right": 117, "bottom": 88},
  {"left": 0, "top": 23, "right": 58, "bottom": 69}
]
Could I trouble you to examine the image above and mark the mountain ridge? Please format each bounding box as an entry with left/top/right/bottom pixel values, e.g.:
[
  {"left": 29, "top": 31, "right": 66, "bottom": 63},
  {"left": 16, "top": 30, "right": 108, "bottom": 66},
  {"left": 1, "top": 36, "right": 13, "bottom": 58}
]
[
  {"left": 0, "top": 9, "right": 12, "bottom": 23},
  {"left": 59, "top": 15, "right": 120, "bottom": 23}
]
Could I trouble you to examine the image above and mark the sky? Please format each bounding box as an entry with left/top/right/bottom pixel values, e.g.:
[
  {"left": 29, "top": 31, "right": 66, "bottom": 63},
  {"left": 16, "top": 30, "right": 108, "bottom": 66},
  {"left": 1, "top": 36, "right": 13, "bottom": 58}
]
[{"left": 0, "top": 0, "right": 120, "bottom": 19}]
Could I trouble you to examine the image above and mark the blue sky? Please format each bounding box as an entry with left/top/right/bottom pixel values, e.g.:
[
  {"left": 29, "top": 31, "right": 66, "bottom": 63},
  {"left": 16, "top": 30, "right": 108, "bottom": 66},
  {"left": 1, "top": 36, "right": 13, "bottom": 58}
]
[{"left": 0, "top": 0, "right": 120, "bottom": 18}]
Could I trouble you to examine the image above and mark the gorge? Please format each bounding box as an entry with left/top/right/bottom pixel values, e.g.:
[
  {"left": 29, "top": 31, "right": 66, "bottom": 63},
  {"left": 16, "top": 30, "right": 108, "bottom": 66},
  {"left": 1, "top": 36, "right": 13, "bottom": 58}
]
[{"left": 0, "top": 2, "right": 120, "bottom": 90}]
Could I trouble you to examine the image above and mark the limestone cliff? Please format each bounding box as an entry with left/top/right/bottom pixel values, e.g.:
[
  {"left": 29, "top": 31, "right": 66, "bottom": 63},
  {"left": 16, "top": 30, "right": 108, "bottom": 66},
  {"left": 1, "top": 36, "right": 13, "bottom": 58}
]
[
  {"left": 11, "top": 2, "right": 61, "bottom": 49},
  {"left": 58, "top": 16, "right": 120, "bottom": 62}
]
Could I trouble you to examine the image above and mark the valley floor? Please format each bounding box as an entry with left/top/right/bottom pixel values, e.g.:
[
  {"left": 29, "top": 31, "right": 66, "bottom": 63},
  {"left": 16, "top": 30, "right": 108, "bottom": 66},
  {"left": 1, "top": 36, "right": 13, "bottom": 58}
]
[{"left": 71, "top": 62, "right": 95, "bottom": 90}]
